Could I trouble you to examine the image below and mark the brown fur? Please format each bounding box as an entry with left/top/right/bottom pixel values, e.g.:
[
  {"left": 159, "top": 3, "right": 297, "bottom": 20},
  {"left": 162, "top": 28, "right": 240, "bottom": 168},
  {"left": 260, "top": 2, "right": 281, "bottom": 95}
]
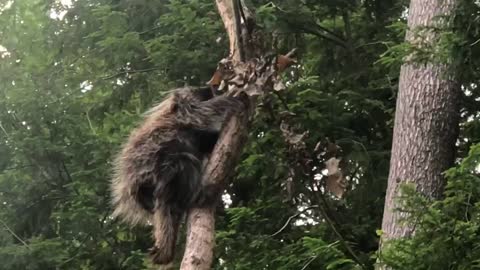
[{"left": 111, "top": 87, "right": 244, "bottom": 264}]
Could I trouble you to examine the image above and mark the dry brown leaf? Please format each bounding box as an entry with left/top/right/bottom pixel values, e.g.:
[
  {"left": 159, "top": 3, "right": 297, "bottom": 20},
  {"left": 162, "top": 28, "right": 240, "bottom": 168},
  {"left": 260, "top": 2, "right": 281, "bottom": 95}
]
[
  {"left": 326, "top": 174, "right": 345, "bottom": 198},
  {"left": 276, "top": 54, "right": 297, "bottom": 72},
  {"left": 207, "top": 70, "right": 223, "bottom": 87},
  {"left": 279, "top": 122, "right": 308, "bottom": 148},
  {"left": 325, "top": 157, "right": 340, "bottom": 174}
]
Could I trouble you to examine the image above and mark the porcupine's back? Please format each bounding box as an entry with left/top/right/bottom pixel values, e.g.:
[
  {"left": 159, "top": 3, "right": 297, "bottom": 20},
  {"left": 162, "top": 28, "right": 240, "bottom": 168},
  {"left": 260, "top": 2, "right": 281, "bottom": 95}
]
[{"left": 111, "top": 96, "right": 179, "bottom": 226}]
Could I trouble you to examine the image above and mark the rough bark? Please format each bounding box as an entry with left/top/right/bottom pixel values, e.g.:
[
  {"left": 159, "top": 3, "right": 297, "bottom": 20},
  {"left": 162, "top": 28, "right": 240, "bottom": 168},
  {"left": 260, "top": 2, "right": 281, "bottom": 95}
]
[
  {"left": 179, "top": 208, "right": 216, "bottom": 270},
  {"left": 380, "top": 0, "right": 460, "bottom": 253}
]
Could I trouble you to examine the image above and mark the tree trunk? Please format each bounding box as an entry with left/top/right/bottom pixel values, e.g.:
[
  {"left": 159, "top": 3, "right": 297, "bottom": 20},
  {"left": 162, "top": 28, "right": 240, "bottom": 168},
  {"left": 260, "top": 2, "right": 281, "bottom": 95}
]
[
  {"left": 180, "top": 108, "right": 250, "bottom": 270},
  {"left": 380, "top": 0, "right": 460, "bottom": 250},
  {"left": 179, "top": 208, "right": 216, "bottom": 270},
  {"left": 179, "top": 1, "right": 296, "bottom": 269}
]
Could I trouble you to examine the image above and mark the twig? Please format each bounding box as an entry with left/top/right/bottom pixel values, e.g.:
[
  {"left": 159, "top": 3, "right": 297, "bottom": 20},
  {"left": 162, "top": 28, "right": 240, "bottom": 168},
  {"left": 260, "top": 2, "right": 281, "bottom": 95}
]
[
  {"left": 300, "top": 255, "right": 319, "bottom": 270},
  {"left": 307, "top": 172, "right": 365, "bottom": 268},
  {"left": 285, "top": 48, "right": 297, "bottom": 58},
  {"left": 0, "top": 121, "right": 9, "bottom": 138},
  {"left": 61, "top": 161, "right": 73, "bottom": 183},
  {"left": 274, "top": 92, "right": 290, "bottom": 110},
  {"left": 101, "top": 67, "right": 161, "bottom": 80},
  {"left": 85, "top": 110, "right": 96, "bottom": 135},
  {"left": 470, "top": 38, "right": 480, "bottom": 46},
  {"left": 465, "top": 192, "right": 472, "bottom": 221},
  {"left": 300, "top": 25, "right": 348, "bottom": 48},
  {"left": 0, "top": 219, "right": 31, "bottom": 249},
  {"left": 270, "top": 205, "right": 319, "bottom": 237},
  {"left": 58, "top": 210, "right": 110, "bottom": 267},
  {"left": 315, "top": 195, "right": 367, "bottom": 270},
  {"left": 269, "top": 1, "right": 345, "bottom": 45},
  {"left": 1, "top": 164, "right": 33, "bottom": 172},
  {"left": 279, "top": 13, "right": 347, "bottom": 48},
  {"left": 138, "top": 25, "right": 162, "bottom": 35}
]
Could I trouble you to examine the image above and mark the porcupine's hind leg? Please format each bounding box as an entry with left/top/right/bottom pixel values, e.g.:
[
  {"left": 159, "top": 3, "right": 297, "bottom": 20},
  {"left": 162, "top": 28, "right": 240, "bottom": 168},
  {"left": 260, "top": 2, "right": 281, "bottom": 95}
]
[{"left": 149, "top": 150, "right": 203, "bottom": 265}]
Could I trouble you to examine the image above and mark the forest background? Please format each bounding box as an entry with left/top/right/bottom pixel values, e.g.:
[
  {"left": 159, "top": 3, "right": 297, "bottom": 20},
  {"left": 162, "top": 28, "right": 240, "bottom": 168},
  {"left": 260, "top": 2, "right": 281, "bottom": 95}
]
[{"left": 1, "top": 0, "right": 480, "bottom": 269}]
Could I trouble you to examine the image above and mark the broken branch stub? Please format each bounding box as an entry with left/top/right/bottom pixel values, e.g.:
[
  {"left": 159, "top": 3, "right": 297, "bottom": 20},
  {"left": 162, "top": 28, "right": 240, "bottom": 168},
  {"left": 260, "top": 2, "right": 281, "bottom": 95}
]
[{"left": 208, "top": 0, "right": 296, "bottom": 94}]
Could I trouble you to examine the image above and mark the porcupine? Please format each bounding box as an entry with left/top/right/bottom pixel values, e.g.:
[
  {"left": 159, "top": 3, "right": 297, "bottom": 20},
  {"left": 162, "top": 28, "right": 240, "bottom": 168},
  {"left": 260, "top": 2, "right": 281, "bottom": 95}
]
[{"left": 111, "top": 86, "right": 245, "bottom": 264}]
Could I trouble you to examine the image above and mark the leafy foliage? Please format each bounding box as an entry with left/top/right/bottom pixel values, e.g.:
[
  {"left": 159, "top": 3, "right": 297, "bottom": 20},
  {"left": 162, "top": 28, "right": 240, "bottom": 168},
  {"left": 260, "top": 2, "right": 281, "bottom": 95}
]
[
  {"left": 380, "top": 144, "right": 480, "bottom": 270},
  {"left": 0, "top": 0, "right": 478, "bottom": 269}
]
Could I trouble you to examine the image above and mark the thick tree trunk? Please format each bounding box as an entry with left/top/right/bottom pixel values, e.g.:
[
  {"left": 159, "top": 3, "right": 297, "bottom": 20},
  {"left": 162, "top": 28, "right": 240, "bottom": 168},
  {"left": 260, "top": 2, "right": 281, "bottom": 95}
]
[{"left": 380, "top": 0, "right": 460, "bottom": 248}]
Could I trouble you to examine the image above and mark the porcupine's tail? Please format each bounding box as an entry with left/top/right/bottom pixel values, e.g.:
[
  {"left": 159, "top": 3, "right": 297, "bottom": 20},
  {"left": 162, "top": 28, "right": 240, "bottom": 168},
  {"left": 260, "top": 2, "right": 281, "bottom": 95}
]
[{"left": 110, "top": 152, "right": 153, "bottom": 226}]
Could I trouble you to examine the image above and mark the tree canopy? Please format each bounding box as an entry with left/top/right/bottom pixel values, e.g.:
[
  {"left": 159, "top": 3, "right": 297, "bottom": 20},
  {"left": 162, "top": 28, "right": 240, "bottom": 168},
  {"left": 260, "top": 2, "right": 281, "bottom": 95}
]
[{"left": 0, "top": 0, "right": 479, "bottom": 269}]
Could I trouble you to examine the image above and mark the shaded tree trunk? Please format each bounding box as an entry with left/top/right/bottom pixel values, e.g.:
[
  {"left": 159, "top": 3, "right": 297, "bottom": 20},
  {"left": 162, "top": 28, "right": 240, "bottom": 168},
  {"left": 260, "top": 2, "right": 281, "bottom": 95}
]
[{"left": 380, "top": 0, "right": 460, "bottom": 251}]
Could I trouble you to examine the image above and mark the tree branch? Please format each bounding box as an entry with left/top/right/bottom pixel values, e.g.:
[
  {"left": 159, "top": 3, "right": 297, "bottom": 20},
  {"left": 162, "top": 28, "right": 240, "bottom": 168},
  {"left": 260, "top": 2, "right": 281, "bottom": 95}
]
[
  {"left": 300, "top": 24, "right": 348, "bottom": 48},
  {"left": 270, "top": 205, "right": 319, "bottom": 237},
  {"left": 281, "top": 15, "right": 348, "bottom": 48},
  {"left": 0, "top": 219, "right": 30, "bottom": 249},
  {"left": 101, "top": 67, "right": 161, "bottom": 80}
]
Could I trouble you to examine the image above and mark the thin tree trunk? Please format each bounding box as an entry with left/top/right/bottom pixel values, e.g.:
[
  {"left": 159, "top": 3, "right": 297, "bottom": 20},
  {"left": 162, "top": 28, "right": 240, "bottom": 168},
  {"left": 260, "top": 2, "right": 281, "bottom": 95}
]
[{"left": 380, "top": 0, "right": 460, "bottom": 252}]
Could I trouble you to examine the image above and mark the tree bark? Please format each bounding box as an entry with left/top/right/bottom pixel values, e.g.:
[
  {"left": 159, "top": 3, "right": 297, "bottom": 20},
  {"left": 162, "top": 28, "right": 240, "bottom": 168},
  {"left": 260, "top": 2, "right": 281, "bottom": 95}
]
[
  {"left": 379, "top": 0, "right": 460, "bottom": 255},
  {"left": 179, "top": 208, "right": 216, "bottom": 270}
]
